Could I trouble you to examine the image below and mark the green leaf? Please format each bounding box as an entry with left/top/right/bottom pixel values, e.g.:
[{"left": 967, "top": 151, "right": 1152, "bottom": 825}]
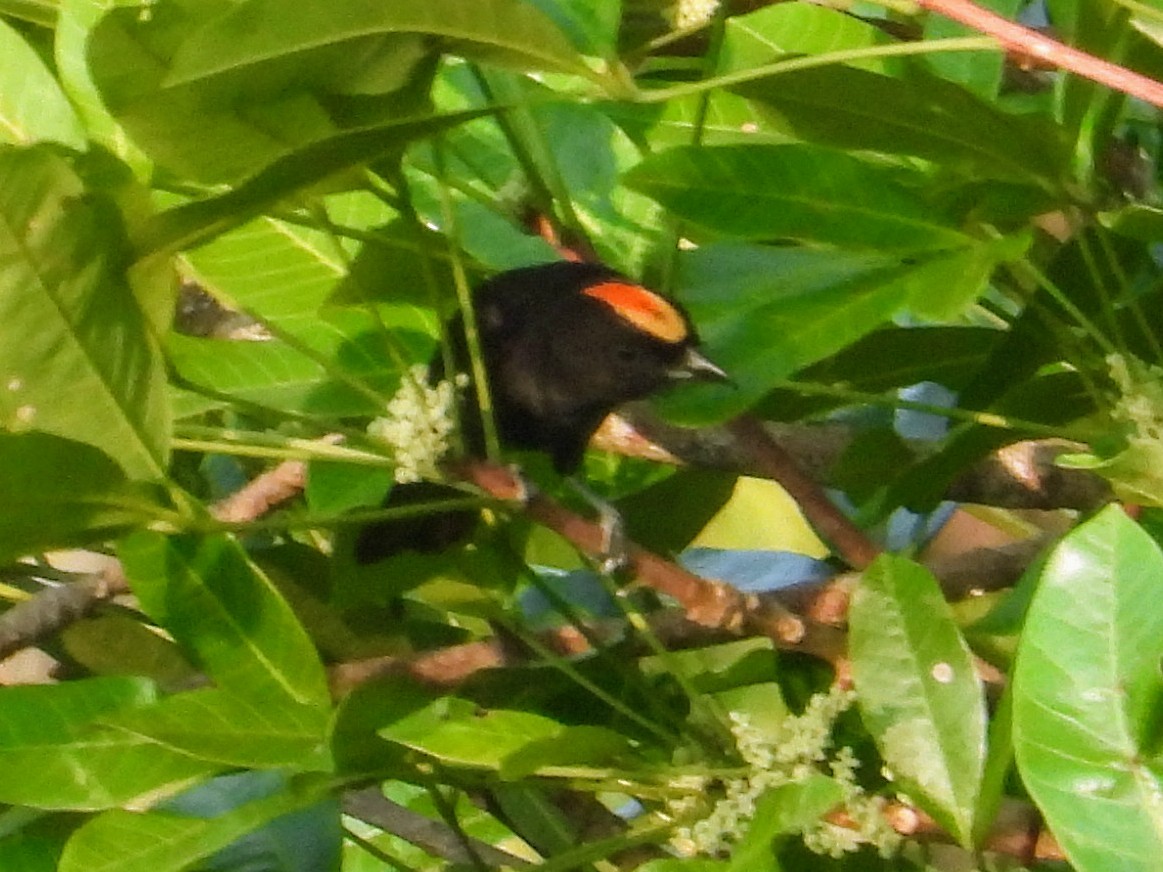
[
  {"left": 0, "top": 832, "right": 63, "bottom": 872},
  {"left": 906, "top": 231, "right": 1031, "bottom": 320},
  {"left": 0, "top": 146, "right": 170, "bottom": 480},
  {"left": 166, "top": 0, "right": 594, "bottom": 90},
  {"left": 603, "top": 91, "right": 788, "bottom": 150},
  {"left": 118, "top": 532, "right": 331, "bottom": 709},
  {"left": 57, "top": 773, "right": 336, "bottom": 872},
  {"left": 500, "top": 725, "right": 635, "bottom": 779},
  {"left": 719, "top": 2, "right": 896, "bottom": 75},
  {"left": 526, "top": 0, "right": 620, "bottom": 57},
  {"left": 625, "top": 144, "right": 970, "bottom": 251},
  {"left": 0, "top": 433, "right": 163, "bottom": 563},
  {"left": 732, "top": 65, "right": 1069, "bottom": 186},
  {"left": 86, "top": 0, "right": 448, "bottom": 182},
  {"left": 379, "top": 698, "right": 565, "bottom": 770},
  {"left": 88, "top": 0, "right": 335, "bottom": 184},
  {"left": 922, "top": 0, "right": 1022, "bottom": 97},
  {"left": 184, "top": 205, "right": 387, "bottom": 324},
  {"left": 850, "top": 555, "right": 986, "bottom": 848},
  {"left": 657, "top": 244, "right": 968, "bottom": 425},
  {"left": 54, "top": 0, "right": 149, "bottom": 170},
  {"left": 136, "top": 107, "right": 492, "bottom": 253},
  {"left": 513, "top": 98, "right": 666, "bottom": 275},
  {"left": 165, "top": 308, "right": 428, "bottom": 417},
  {"left": 100, "top": 687, "right": 331, "bottom": 770},
  {"left": 1013, "top": 506, "right": 1163, "bottom": 872},
  {"left": 758, "top": 325, "right": 999, "bottom": 420},
  {"left": 0, "top": 18, "right": 85, "bottom": 148},
  {"left": 0, "top": 678, "right": 220, "bottom": 810},
  {"left": 727, "top": 775, "right": 844, "bottom": 872}
]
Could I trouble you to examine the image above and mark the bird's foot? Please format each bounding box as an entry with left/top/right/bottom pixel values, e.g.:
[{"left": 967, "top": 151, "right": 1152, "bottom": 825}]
[{"left": 568, "top": 478, "right": 631, "bottom": 575}]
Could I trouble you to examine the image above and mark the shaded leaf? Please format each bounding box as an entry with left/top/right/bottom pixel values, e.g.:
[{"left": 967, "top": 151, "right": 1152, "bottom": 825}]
[
  {"left": 58, "top": 774, "right": 336, "bottom": 872},
  {"left": 166, "top": 0, "right": 594, "bottom": 90},
  {"left": 0, "top": 433, "right": 163, "bottom": 563},
  {"left": 733, "top": 65, "right": 1069, "bottom": 185},
  {"left": 118, "top": 532, "right": 331, "bottom": 709},
  {"left": 88, "top": 0, "right": 338, "bottom": 184},
  {"left": 54, "top": 0, "right": 149, "bottom": 169},
  {"left": 625, "top": 144, "right": 970, "bottom": 251},
  {"left": 136, "top": 107, "right": 492, "bottom": 254},
  {"left": 0, "top": 832, "right": 63, "bottom": 872},
  {"left": 0, "top": 146, "right": 169, "bottom": 479}
]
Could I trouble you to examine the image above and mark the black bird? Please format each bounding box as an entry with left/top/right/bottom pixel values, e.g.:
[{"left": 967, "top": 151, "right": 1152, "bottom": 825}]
[{"left": 355, "top": 260, "right": 726, "bottom": 564}]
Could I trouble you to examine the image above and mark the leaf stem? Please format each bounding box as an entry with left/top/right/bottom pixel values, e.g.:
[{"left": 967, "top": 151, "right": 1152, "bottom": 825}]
[{"left": 633, "top": 36, "right": 998, "bottom": 103}]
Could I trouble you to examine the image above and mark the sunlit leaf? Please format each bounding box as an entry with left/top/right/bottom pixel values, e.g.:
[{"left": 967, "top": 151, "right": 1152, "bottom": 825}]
[
  {"left": 850, "top": 555, "right": 986, "bottom": 848},
  {"left": 1014, "top": 507, "right": 1163, "bottom": 872},
  {"left": 0, "top": 18, "right": 85, "bottom": 148},
  {"left": 0, "top": 679, "right": 219, "bottom": 811}
]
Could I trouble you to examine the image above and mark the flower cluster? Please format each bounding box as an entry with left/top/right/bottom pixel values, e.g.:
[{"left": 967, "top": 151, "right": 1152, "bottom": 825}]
[
  {"left": 1059, "top": 353, "right": 1163, "bottom": 505},
  {"left": 668, "top": 684, "right": 900, "bottom": 859},
  {"left": 1108, "top": 353, "right": 1163, "bottom": 445},
  {"left": 367, "top": 365, "right": 466, "bottom": 484},
  {"left": 667, "top": 0, "right": 719, "bottom": 30}
]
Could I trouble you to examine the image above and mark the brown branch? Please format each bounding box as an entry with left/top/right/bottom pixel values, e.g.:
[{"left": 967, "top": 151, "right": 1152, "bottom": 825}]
[
  {"left": 0, "top": 565, "right": 130, "bottom": 664},
  {"left": 456, "top": 459, "right": 847, "bottom": 659},
  {"left": 728, "top": 415, "right": 882, "bottom": 570},
  {"left": 614, "top": 408, "right": 1111, "bottom": 512},
  {"left": 329, "top": 605, "right": 842, "bottom": 697},
  {"left": 343, "top": 787, "right": 531, "bottom": 868},
  {"left": 916, "top": 0, "right": 1163, "bottom": 109},
  {"left": 0, "top": 455, "right": 320, "bottom": 664}
]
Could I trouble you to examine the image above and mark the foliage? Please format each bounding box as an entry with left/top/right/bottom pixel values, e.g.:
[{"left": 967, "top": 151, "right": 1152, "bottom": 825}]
[{"left": 2, "top": 0, "right": 1163, "bottom": 870}]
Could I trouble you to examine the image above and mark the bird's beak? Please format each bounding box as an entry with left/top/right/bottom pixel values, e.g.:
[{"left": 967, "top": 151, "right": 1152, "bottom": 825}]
[{"left": 671, "top": 347, "right": 730, "bottom": 383}]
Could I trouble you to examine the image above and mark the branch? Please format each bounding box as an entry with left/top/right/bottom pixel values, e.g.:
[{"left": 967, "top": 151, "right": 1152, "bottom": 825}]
[
  {"left": 0, "top": 456, "right": 317, "bottom": 663},
  {"left": 727, "top": 415, "right": 882, "bottom": 570},
  {"left": 0, "top": 565, "right": 130, "bottom": 663},
  {"left": 607, "top": 408, "right": 1111, "bottom": 511},
  {"left": 329, "top": 605, "right": 842, "bottom": 696},
  {"left": 916, "top": 0, "right": 1163, "bottom": 109},
  {"left": 456, "top": 460, "right": 845, "bottom": 661},
  {"left": 343, "top": 787, "right": 531, "bottom": 868}
]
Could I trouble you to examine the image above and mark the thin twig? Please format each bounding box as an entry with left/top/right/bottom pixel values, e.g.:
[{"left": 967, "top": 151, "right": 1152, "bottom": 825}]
[
  {"left": 0, "top": 454, "right": 324, "bottom": 664},
  {"left": 342, "top": 787, "right": 531, "bottom": 868},
  {"left": 916, "top": 0, "right": 1163, "bottom": 108}
]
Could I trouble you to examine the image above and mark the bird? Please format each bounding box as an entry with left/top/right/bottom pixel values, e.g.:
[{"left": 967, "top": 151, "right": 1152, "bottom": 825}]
[{"left": 354, "top": 260, "right": 726, "bottom": 565}]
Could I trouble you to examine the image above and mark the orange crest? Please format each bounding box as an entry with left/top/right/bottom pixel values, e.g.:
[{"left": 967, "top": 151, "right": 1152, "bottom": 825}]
[{"left": 582, "top": 281, "right": 689, "bottom": 344}]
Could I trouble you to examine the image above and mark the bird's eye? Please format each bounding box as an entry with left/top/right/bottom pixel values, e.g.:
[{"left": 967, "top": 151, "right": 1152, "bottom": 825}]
[{"left": 616, "top": 346, "right": 638, "bottom": 363}]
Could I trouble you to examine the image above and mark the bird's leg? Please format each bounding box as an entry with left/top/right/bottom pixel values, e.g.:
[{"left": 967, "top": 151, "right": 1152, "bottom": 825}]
[
  {"left": 507, "top": 463, "right": 537, "bottom": 505},
  {"left": 567, "top": 478, "right": 629, "bottom": 574}
]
